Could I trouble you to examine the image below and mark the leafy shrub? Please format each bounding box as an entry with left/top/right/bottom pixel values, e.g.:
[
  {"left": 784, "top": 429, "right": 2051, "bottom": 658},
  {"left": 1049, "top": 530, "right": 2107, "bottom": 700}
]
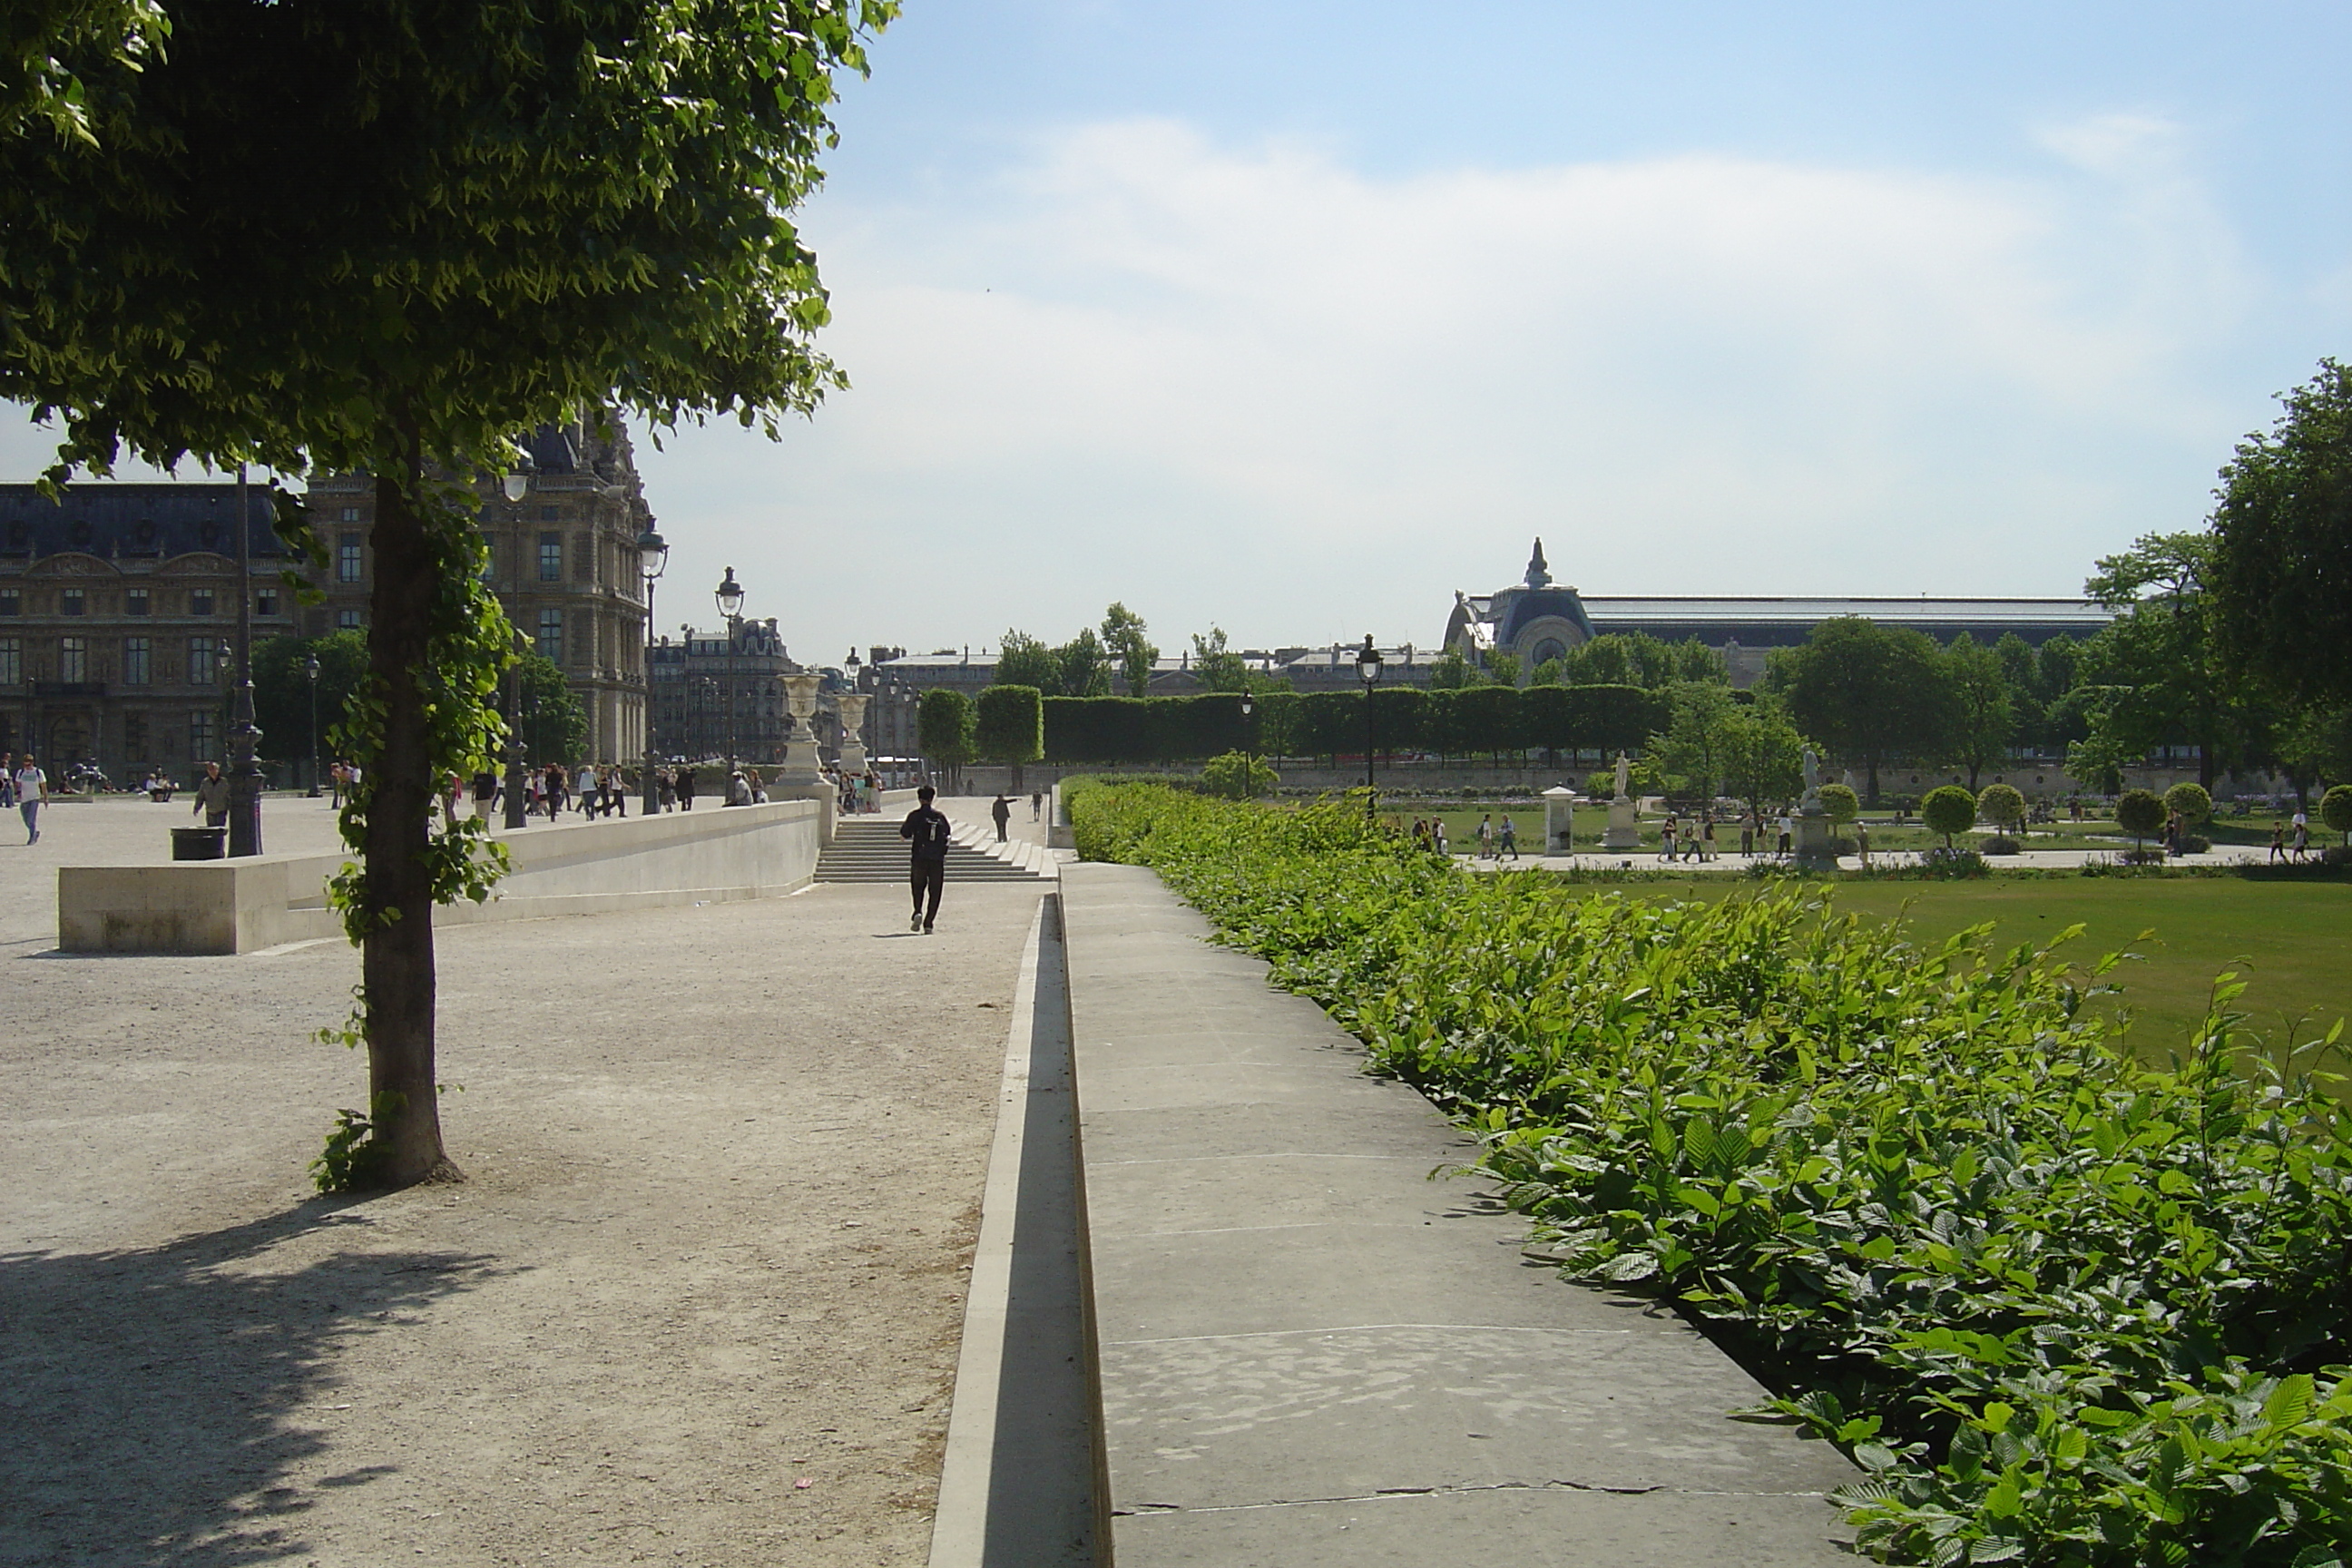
[
  {"left": 2116, "top": 789, "right": 2167, "bottom": 848},
  {"left": 1072, "top": 784, "right": 2352, "bottom": 1566},
  {"left": 1818, "top": 781, "right": 1859, "bottom": 822},
  {"left": 1980, "top": 834, "right": 2022, "bottom": 855},
  {"left": 1976, "top": 782, "right": 2026, "bottom": 837},
  {"left": 1199, "top": 749, "right": 1279, "bottom": 799},
  {"left": 2165, "top": 780, "right": 2214, "bottom": 828},
  {"left": 1921, "top": 784, "right": 1976, "bottom": 847},
  {"left": 2322, "top": 785, "right": 2352, "bottom": 846}
]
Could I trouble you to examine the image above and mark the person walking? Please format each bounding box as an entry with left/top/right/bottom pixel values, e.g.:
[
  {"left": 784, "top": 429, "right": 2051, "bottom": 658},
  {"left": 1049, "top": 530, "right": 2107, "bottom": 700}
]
[
  {"left": 1659, "top": 816, "right": 1677, "bottom": 863},
  {"left": 991, "top": 793, "right": 1013, "bottom": 843},
  {"left": 901, "top": 783, "right": 952, "bottom": 934},
  {"left": 1856, "top": 819, "right": 1871, "bottom": 868},
  {"left": 2292, "top": 813, "right": 2310, "bottom": 863},
  {"left": 1498, "top": 814, "right": 1518, "bottom": 860},
  {"left": 1700, "top": 816, "right": 1717, "bottom": 862},
  {"left": 1430, "top": 818, "right": 1448, "bottom": 858},
  {"left": 677, "top": 766, "right": 696, "bottom": 811},
  {"left": 1475, "top": 813, "right": 1494, "bottom": 859},
  {"left": 2270, "top": 821, "right": 2288, "bottom": 864},
  {"left": 191, "top": 760, "right": 231, "bottom": 829},
  {"left": 15, "top": 751, "right": 47, "bottom": 844},
  {"left": 1031, "top": 789, "right": 1044, "bottom": 822}
]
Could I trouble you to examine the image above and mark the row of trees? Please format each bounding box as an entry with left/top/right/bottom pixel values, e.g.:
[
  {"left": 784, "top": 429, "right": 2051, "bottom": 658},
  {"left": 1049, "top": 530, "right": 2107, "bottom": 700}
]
[{"left": 248, "top": 632, "right": 587, "bottom": 773}]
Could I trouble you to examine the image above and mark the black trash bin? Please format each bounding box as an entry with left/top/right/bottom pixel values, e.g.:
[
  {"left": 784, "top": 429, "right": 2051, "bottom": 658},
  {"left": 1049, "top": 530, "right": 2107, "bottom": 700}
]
[{"left": 171, "top": 826, "right": 227, "bottom": 861}]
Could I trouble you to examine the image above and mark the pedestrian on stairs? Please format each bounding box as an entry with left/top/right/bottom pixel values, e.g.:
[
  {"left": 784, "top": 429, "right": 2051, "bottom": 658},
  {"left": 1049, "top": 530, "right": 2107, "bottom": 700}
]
[
  {"left": 902, "top": 784, "right": 952, "bottom": 934},
  {"left": 991, "top": 793, "right": 1013, "bottom": 842}
]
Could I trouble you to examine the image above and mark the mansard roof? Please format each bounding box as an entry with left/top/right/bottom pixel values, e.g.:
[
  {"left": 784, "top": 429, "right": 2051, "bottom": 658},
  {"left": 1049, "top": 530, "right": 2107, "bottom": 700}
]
[{"left": 0, "top": 483, "right": 289, "bottom": 562}]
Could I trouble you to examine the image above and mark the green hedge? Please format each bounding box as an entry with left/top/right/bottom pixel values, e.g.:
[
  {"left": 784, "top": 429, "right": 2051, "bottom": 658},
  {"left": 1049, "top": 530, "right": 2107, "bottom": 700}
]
[
  {"left": 1040, "top": 683, "right": 1669, "bottom": 765},
  {"left": 1070, "top": 783, "right": 2352, "bottom": 1567}
]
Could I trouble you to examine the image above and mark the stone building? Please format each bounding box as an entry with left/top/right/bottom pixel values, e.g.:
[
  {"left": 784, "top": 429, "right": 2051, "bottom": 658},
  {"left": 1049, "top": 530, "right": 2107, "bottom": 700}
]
[
  {"left": 648, "top": 620, "right": 795, "bottom": 765},
  {"left": 1447, "top": 538, "right": 2110, "bottom": 686},
  {"left": 304, "top": 416, "right": 659, "bottom": 761},
  {"left": 0, "top": 483, "right": 294, "bottom": 778}
]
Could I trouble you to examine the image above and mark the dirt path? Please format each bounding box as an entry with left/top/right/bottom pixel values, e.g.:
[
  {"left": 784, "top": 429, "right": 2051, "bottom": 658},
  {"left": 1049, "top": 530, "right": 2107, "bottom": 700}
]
[{"left": 1, "top": 876, "right": 1046, "bottom": 1566}]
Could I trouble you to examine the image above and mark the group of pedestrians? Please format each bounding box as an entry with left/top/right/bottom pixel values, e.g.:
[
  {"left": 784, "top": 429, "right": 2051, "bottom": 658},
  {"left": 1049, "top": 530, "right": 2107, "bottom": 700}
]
[{"left": 2269, "top": 811, "right": 2314, "bottom": 864}]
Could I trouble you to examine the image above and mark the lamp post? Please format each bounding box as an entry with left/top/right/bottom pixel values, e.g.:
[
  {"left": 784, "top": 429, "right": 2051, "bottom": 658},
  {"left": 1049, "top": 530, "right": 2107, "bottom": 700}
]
[
  {"left": 714, "top": 566, "right": 744, "bottom": 784},
  {"left": 636, "top": 527, "right": 668, "bottom": 814},
  {"left": 304, "top": 652, "right": 321, "bottom": 798},
  {"left": 503, "top": 629, "right": 529, "bottom": 830},
  {"left": 226, "top": 464, "right": 265, "bottom": 856},
  {"left": 1355, "top": 633, "right": 1383, "bottom": 817},
  {"left": 1239, "top": 692, "right": 1257, "bottom": 799}
]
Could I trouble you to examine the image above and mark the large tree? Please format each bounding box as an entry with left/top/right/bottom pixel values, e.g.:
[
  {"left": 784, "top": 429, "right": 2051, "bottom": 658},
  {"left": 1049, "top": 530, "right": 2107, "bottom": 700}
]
[
  {"left": 2070, "top": 531, "right": 2268, "bottom": 792},
  {"left": 994, "top": 630, "right": 1063, "bottom": 694},
  {"left": 1766, "top": 617, "right": 1955, "bottom": 804},
  {"left": 1101, "top": 603, "right": 1158, "bottom": 697},
  {"left": 1942, "top": 632, "right": 2015, "bottom": 789},
  {"left": 2, "top": 0, "right": 893, "bottom": 1188},
  {"left": 2209, "top": 359, "right": 2352, "bottom": 710}
]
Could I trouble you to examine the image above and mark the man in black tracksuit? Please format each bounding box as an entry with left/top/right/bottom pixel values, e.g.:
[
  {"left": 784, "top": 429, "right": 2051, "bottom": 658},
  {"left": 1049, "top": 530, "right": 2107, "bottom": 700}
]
[{"left": 900, "top": 784, "right": 952, "bottom": 934}]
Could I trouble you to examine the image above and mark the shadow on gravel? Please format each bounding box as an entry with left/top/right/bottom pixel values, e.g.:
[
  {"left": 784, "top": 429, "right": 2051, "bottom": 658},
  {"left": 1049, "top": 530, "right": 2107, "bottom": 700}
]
[{"left": 0, "top": 1201, "right": 495, "bottom": 1566}]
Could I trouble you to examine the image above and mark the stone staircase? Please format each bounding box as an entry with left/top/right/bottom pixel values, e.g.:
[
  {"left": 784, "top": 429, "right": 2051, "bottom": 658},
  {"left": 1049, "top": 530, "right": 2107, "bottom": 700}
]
[{"left": 814, "top": 818, "right": 1055, "bottom": 885}]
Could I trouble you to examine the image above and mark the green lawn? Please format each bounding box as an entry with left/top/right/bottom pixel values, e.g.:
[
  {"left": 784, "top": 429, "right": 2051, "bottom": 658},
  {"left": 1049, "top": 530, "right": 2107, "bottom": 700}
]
[
  {"left": 1574, "top": 876, "right": 2352, "bottom": 1059},
  {"left": 1393, "top": 804, "right": 2140, "bottom": 857}
]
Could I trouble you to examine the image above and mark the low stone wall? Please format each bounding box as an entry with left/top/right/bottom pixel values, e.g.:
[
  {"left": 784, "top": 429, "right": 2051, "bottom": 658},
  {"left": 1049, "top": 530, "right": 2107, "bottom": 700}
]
[{"left": 57, "top": 798, "right": 824, "bottom": 956}]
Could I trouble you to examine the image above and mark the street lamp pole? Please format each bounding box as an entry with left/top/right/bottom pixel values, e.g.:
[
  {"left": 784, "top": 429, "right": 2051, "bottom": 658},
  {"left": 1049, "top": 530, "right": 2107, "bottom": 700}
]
[
  {"left": 304, "top": 652, "right": 321, "bottom": 798},
  {"left": 715, "top": 566, "right": 744, "bottom": 786},
  {"left": 226, "top": 464, "right": 265, "bottom": 856},
  {"left": 1239, "top": 692, "right": 1257, "bottom": 799},
  {"left": 503, "top": 629, "right": 529, "bottom": 830},
  {"left": 637, "top": 528, "right": 668, "bottom": 815},
  {"left": 1355, "top": 633, "right": 1383, "bottom": 818}
]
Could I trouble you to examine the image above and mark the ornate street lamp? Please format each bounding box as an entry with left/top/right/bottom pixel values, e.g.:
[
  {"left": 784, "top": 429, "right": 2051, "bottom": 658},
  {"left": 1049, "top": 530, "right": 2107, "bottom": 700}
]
[
  {"left": 636, "top": 526, "right": 668, "bottom": 814},
  {"left": 1239, "top": 691, "right": 1257, "bottom": 799},
  {"left": 714, "top": 566, "right": 744, "bottom": 785},
  {"left": 1355, "top": 634, "right": 1383, "bottom": 816},
  {"left": 304, "top": 652, "right": 321, "bottom": 798},
  {"left": 226, "top": 464, "right": 264, "bottom": 856}
]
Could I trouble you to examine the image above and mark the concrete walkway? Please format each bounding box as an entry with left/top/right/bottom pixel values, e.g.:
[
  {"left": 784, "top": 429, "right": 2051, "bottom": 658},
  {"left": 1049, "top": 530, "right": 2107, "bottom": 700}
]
[{"left": 1060, "top": 863, "right": 1856, "bottom": 1566}]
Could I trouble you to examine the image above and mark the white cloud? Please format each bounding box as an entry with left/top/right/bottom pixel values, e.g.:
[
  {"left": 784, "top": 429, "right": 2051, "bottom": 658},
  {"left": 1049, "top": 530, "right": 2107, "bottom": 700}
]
[
  {"left": 636, "top": 118, "right": 2258, "bottom": 654},
  {"left": 5, "top": 118, "right": 2269, "bottom": 659}
]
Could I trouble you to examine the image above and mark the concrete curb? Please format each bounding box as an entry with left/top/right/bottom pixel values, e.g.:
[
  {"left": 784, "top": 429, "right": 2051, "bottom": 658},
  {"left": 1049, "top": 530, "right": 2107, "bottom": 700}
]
[{"left": 927, "top": 896, "right": 1108, "bottom": 1567}]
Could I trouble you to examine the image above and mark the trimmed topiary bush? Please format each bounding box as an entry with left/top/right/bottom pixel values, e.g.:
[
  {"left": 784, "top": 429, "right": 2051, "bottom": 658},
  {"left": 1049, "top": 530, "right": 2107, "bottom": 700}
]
[
  {"left": 2114, "top": 788, "right": 2166, "bottom": 851},
  {"left": 1920, "top": 784, "right": 1976, "bottom": 848},
  {"left": 2164, "top": 780, "right": 2212, "bottom": 828},
  {"left": 1976, "top": 781, "right": 2026, "bottom": 838},
  {"left": 1818, "top": 782, "right": 1859, "bottom": 823},
  {"left": 2321, "top": 783, "right": 2352, "bottom": 847}
]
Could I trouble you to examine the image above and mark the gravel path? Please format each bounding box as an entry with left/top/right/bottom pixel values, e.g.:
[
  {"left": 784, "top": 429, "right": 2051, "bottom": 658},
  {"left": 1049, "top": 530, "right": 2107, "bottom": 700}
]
[{"left": 2, "top": 832, "right": 1046, "bottom": 1567}]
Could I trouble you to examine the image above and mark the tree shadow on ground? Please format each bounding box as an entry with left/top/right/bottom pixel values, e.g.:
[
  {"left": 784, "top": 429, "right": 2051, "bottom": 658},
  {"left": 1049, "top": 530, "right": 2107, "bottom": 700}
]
[{"left": 0, "top": 1200, "right": 497, "bottom": 1566}]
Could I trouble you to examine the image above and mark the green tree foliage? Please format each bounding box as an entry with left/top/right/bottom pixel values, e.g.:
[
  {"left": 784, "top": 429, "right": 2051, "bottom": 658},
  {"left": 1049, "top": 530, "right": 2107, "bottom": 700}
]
[
  {"left": 993, "top": 630, "right": 1060, "bottom": 692},
  {"left": 2164, "top": 780, "right": 2212, "bottom": 828},
  {"left": 1199, "top": 749, "right": 1278, "bottom": 799},
  {"left": 1975, "top": 781, "right": 2025, "bottom": 837},
  {"left": 1426, "top": 648, "right": 1477, "bottom": 690},
  {"left": 918, "top": 688, "right": 975, "bottom": 775},
  {"left": 0, "top": 0, "right": 895, "bottom": 1188},
  {"left": 1651, "top": 681, "right": 1740, "bottom": 799},
  {"left": 2072, "top": 532, "right": 2269, "bottom": 792},
  {"left": 2321, "top": 783, "right": 2352, "bottom": 846},
  {"left": 2, "top": 0, "right": 170, "bottom": 143},
  {"left": 2209, "top": 359, "right": 2352, "bottom": 710},
  {"left": 1920, "top": 783, "right": 1976, "bottom": 848},
  {"left": 1485, "top": 649, "right": 1523, "bottom": 690},
  {"left": 1715, "top": 702, "right": 1808, "bottom": 826},
  {"left": 1558, "top": 632, "right": 1725, "bottom": 689},
  {"left": 1942, "top": 632, "right": 2014, "bottom": 789},
  {"left": 1529, "top": 656, "right": 1566, "bottom": 686},
  {"left": 974, "top": 684, "right": 1044, "bottom": 783},
  {"left": 1188, "top": 626, "right": 1253, "bottom": 692},
  {"left": 1055, "top": 628, "right": 1114, "bottom": 697},
  {"left": 1817, "top": 780, "right": 1860, "bottom": 824},
  {"left": 2113, "top": 788, "right": 2166, "bottom": 851},
  {"left": 252, "top": 631, "right": 367, "bottom": 771},
  {"left": 1100, "top": 603, "right": 1158, "bottom": 697},
  {"left": 510, "top": 652, "right": 589, "bottom": 769},
  {"left": 1767, "top": 618, "right": 1956, "bottom": 805}
]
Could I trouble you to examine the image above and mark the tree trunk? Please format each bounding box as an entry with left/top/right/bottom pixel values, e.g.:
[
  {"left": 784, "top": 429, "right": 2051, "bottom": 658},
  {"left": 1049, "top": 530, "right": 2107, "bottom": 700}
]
[
  {"left": 1866, "top": 755, "right": 1881, "bottom": 808},
  {"left": 364, "top": 459, "right": 454, "bottom": 1187}
]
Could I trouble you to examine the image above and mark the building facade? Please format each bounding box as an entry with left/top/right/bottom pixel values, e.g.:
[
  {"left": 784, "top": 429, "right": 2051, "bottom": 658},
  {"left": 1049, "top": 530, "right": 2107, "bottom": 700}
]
[
  {"left": 305, "top": 416, "right": 659, "bottom": 761},
  {"left": 648, "top": 620, "right": 795, "bottom": 765},
  {"left": 0, "top": 483, "right": 294, "bottom": 778}
]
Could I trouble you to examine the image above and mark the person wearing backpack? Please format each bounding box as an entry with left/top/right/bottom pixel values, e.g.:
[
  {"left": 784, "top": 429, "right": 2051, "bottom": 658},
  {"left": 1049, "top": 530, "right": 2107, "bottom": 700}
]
[{"left": 901, "top": 785, "right": 953, "bottom": 934}]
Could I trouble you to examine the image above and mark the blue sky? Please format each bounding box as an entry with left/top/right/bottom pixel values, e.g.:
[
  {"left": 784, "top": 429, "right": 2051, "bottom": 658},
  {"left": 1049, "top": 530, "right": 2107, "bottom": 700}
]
[{"left": 10, "top": 2, "right": 2349, "bottom": 662}]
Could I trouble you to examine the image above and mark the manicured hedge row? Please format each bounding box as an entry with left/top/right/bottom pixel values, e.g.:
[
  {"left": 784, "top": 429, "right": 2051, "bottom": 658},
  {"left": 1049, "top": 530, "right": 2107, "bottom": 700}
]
[
  {"left": 1071, "top": 784, "right": 2352, "bottom": 1568},
  {"left": 1038, "top": 682, "right": 1671, "bottom": 764}
]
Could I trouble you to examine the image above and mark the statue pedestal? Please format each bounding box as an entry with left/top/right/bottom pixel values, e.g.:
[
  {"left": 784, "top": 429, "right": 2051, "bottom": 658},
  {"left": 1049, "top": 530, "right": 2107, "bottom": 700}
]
[
  {"left": 1602, "top": 796, "right": 1642, "bottom": 850},
  {"left": 1791, "top": 809, "right": 1840, "bottom": 871},
  {"left": 776, "top": 737, "right": 826, "bottom": 788}
]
